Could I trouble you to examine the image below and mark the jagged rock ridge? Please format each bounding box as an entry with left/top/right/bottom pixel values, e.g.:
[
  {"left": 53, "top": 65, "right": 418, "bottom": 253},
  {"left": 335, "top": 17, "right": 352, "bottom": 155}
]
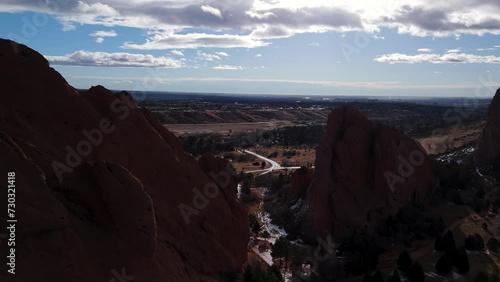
[
  {"left": 473, "top": 88, "right": 500, "bottom": 165},
  {"left": 0, "top": 39, "right": 249, "bottom": 282},
  {"left": 296, "top": 106, "right": 438, "bottom": 240}
]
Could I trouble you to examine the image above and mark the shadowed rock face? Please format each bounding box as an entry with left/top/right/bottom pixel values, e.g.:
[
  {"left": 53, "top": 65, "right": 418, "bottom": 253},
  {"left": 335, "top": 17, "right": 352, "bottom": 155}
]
[
  {"left": 287, "top": 167, "right": 314, "bottom": 202},
  {"left": 0, "top": 39, "right": 248, "bottom": 282},
  {"left": 473, "top": 88, "right": 500, "bottom": 165},
  {"left": 303, "top": 106, "right": 437, "bottom": 240}
]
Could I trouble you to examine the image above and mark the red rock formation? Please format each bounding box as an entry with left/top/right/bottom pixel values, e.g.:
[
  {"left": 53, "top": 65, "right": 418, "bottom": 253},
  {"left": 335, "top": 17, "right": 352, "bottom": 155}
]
[
  {"left": 306, "top": 106, "right": 437, "bottom": 240},
  {"left": 473, "top": 88, "right": 500, "bottom": 165},
  {"left": 0, "top": 39, "right": 248, "bottom": 282},
  {"left": 287, "top": 166, "right": 314, "bottom": 202}
]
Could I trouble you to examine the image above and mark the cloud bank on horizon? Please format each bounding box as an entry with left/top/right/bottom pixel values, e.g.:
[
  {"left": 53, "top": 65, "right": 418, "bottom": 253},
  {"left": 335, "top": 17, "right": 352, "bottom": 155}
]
[{"left": 1, "top": 0, "right": 500, "bottom": 96}]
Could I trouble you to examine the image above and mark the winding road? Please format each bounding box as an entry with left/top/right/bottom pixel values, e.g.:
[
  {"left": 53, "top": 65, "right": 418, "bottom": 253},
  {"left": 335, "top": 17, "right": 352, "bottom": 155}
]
[{"left": 240, "top": 149, "right": 302, "bottom": 175}]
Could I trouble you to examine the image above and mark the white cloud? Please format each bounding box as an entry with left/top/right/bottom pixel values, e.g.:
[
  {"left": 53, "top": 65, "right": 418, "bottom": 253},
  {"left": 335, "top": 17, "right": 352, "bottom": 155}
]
[
  {"left": 111, "top": 80, "right": 133, "bottom": 84},
  {"left": 255, "top": 54, "right": 262, "bottom": 57},
  {"left": 61, "top": 22, "right": 76, "bottom": 32},
  {"left": 122, "top": 33, "right": 269, "bottom": 49},
  {"left": 250, "top": 25, "right": 293, "bottom": 39},
  {"left": 0, "top": 1, "right": 363, "bottom": 49},
  {"left": 215, "top": 51, "right": 229, "bottom": 57},
  {"left": 447, "top": 48, "right": 461, "bottom": 53},
  {"left": 309, "top": 42, "right": 320, "bottom": 47},
  {"left": 212, "top": 65, "right": 244, "bottom": 70},
  {"left": 374, "top": 52, "right": 500, "bottom": 64},
  {"left": 201, "top": 5, "right": 223, "bottom": 19},
  {"left": 245, "top": 10, "right": 276, "bottom": 20},
  {"left": 90, "top": 30, "right": 117, "bottom": 43},
  {"left": 171, "top": 50, "right": 184, "bottom": 56},
  {"left": 90, "top": 30, "right": 118, "bottom": 37},
  {"left": 3, "top": 0, "right": 500, "bottom": 49},
  {"left": 45, "top": 50, "right": 184, "bottom": 68},
  {"left": 197, "top": 51, "right": 222, "bottom": 61},
  {"left": 417, "top": 48, "right": 433, "bottom": 52},
  {"left": 477, "top": 48, "right": 497, "bottom": 51},
  {"left": 75, "top": 1, "right": 119, "bottom": 16}
]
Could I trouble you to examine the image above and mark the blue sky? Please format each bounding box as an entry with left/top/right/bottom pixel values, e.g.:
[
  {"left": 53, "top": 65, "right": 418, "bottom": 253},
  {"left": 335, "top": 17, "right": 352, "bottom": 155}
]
[{"left": 1, "top": 0, "right": 500, "bottom": 97}]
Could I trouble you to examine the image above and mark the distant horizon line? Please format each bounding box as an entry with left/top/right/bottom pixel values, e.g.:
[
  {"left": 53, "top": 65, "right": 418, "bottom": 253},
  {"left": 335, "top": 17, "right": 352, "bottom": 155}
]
[{"left": 76, "top": 87, "right": 496, "bottom": 100}]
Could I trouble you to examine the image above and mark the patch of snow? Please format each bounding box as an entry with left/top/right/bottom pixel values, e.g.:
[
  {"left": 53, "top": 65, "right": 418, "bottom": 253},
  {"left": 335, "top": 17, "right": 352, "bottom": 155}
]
[
  {"left": 290, "top": 198, "right": 303, "bottom": 211},
  {"left": 452, "top": 272, "right": 463, "bottom": 280},
  {"left": 252, "top": 245, "right": 273, "bottom": 266},
  {"left": 436, "top": 145, "right": 474, "bottom": 163},
  {"left": 425, "top": 272, "right": 442, "bottom": 278},
  {"left": 281, "top": 268, "right": 293, "bottom": 282},
  {"left": 258, "top": 209, "right": 288, "bottom": 244}
]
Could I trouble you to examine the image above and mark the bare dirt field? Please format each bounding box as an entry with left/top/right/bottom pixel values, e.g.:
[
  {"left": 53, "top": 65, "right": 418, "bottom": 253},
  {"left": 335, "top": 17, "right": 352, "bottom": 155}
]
[
  {"left": 165, "top": 121, "right": 294, "bottom": 136},
  {"left": 417, "top": 121, "right": 484, "bottom": 155}
]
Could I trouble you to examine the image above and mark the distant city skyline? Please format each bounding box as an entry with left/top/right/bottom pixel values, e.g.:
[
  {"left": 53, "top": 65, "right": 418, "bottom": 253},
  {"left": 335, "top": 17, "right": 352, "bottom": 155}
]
[{"left": 1, "top": 0, "right": 500, "bottom": 97}]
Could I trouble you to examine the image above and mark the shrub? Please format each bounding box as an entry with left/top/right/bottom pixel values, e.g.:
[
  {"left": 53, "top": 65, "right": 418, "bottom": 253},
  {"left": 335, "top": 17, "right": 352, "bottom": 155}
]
[
  {"left": 487, "top": 238, "right": 498, "bottom": 252},
  {"left": 252, "top": 221, "right": 261, "bottom": 234},
  {"left": 465, "top": 234, "right": 484, "bottom": 251}
]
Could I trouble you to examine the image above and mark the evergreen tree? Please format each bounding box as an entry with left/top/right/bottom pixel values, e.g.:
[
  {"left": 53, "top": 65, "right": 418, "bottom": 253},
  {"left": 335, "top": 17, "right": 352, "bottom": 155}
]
[
  {"left": 290, "top": 245, "right": 305, "bottom": 268},
  {"left": 465, "top": 235, "right": 476, "bottom": 251},
  {"left": 434, "top": 235, "right": 444, "bottom": 251},
  {"left": 243, "top": 261, "right": 281, "bottom": 282},
  {"left": 435, "top": 254, "right": 452, "bottom": 276},
  {"left": 473, "top": 271, "right": 490, "bottom": 282},
  {"left": 474, "top": 234, "right": 485, "bottom": 250},
  {"left": 397, "top": 250, "right": 413, "bottom": 272},
  {"left": 371, "top": 270, "right": 385, "bottom": 282},
  {"left": 243, "top": 264, "right": 253, "bottom": 282},
  {"left": 271, "top": 236, "right": 290, "bottom": 269},
  {"left": 443, "top": 231, "right": 457, "bottom": 253},
  {"left": 248, "top": 213, "right": 258, "bottom": 226},
  {"left": 487, "top": 238, "right": 499, "bottom": 252},
  {"left": 269, "top": 265, "right": 282, "bottom": 281},
  {"left": 388, "top": 270, "right": 402, "bottom": 282},
  {"left": 252, "top": 221, "right": 261, "bottom": 234},
  {"left": 455, "top": 247, "right": 470, "bottom": 274},
  {"left": 261, "top": 231, "right": 270, "bottom": 239},
  {"left": 477, "top": 187, "right": 485, "bottom": 199},
  {"left": 442, "top": 231, "right": 458, "bottom": 264},
  {"left": 363, "top": 271, "right": 385, "bottom": 282},
  {"left": 407, "top": 262, "right": 425, "bottom": 282}
]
